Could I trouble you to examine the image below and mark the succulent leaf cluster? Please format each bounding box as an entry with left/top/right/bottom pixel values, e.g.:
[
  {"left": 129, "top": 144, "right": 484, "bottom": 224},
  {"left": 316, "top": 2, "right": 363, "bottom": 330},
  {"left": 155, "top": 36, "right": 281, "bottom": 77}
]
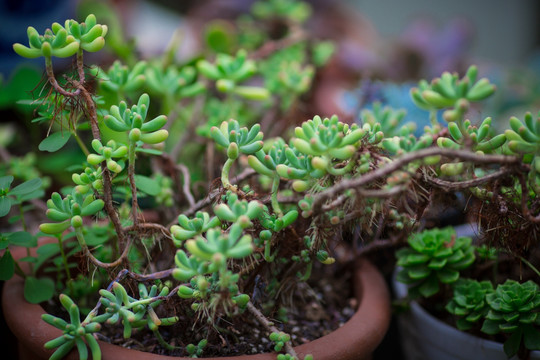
[
  {"left": 446, "top": 278, "right": 494, "bottom": 330},
  {"left": 505, "top": 112, "right": 540, "bottom": 193},
  {"left": 361, "top": 102, "right": 415, "bottom": 138},
  {"left": 481, "top": 280, "right": 540, "bottom": 358},
  {"left": 171, "top": 211, "right": 221, "bottom": 245},
  {"left": 396, "top": 227, "right": 476, "bottom": 298},
  {"left": 95, "top": 282, "right": 177, "bottom": 339},
  {"left": 40, "top": 190, "right": 104, "bottom": 234},
  {"left": 211, "top": 120, "right": 264, "bottom": 159},
  {"left": 42, "top": 295, "right": 102, "bottom": 360},
  {"left": 92, "top": 60, "right": 147, "bottom": 94},
  {"left": 72, "top": 166, "right": 103, "bottom": 194},
  {"left": 251, "top": 0, "right": 312, "bottom": 24},
  {"left": 410, "top": 65, "right": 496, "bottom": 112},
  {"left": 145, "top": 64, "right": 205, "bottom": 99},
  {"left": 13, "top": 14, "right": 107, "bottom": 59},
  {"left": 104, "top": 93, "right": 169, "bottom": 144},
  {"left": 87, "top": 139, "right": 127, "bottom": 173},
  {"left": 197, "top": 49, "right": 269, "bottom": 100}
]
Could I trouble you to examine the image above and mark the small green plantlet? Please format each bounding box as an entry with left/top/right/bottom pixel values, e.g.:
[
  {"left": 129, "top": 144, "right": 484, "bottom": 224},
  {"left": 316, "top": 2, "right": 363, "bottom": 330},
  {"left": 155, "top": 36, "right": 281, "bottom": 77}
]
[
  {"left": 211, "top": 119, "right": 264, "bottom": 189},
  {"left": 91, "top": 60, "right": 147, "bottom": 96},
  {"left": 361, "top": 102, "right": 415, "bottom": 138},
  {"left": 171, "top": 211, "right": 221, "bottom": 245},
  {"left": 87, "top": 139, "right": 127, "bottom": 173},
  {"left": 396, "top": 227, "right": 476, "bottom": 298},
  {"left": 40, "top": 190, "right": 104, "bottom": 234},
  {"left": 410, "top": 65, "right": 496, "bottom": 112},
  {"left": 251, "top": 0, "right": 312, "bottom": 24},
  {"left": 269, "top": 331, "right": 291, "bottom": 352},
  {"left": 505, "top": 112, "right": 540, "bottom": 193},
  {"left": 481, "top": 280, "right": 540, "bottom": 358},
  {"left": 291, "top": 115, "right": 364, "bottom": 176},
  {"left": 42, "top": 295, "right": 102, "bottom": 360},
  {"left": 186, "top": 339, "right": 208, "bottom": 358},
  {"left": 197, "top": 49, "right": 269, "bottom": 100}
]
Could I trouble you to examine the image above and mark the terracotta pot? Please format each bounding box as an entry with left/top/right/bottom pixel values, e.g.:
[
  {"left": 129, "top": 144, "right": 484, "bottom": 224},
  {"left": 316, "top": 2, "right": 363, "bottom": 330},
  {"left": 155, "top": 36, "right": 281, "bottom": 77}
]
[{"left": 3, "top": 252, "right": 390, "bottom": 360}]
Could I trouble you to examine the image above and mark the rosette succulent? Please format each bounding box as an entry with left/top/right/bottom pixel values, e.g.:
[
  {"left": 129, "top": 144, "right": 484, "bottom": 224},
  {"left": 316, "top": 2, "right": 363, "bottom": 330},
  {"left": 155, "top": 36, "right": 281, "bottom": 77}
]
[
  {"left": 446, "top": 278, "right": 494, "bottom": 330},
  {"left": 481, "top": 280, "right": 540, "bottom": 358},
  {"left": 396, "top": 227, "right": 476, "bottom": 298}
]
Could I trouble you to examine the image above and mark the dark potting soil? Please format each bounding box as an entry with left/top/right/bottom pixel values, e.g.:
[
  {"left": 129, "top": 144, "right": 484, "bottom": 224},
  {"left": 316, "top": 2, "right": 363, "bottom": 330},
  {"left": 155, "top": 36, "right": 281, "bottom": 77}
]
[{"left": 45, "top": 263, "right": 356, "bottom": 358}]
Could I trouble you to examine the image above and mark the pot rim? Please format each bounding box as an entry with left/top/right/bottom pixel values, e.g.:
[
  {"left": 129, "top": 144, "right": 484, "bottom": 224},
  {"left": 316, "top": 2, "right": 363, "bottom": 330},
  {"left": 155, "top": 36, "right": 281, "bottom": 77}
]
[{"left": 3, "top": 254, "right": 390, "bottom": 360}]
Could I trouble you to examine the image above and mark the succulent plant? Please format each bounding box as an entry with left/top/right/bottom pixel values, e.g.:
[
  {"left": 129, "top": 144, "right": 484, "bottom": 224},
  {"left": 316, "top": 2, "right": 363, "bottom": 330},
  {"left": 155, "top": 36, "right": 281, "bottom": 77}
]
[
  {"left": 42, "top": 295, "right": 102, "bottom": 360},
  {"left": 481, "top": 280, "right": 540, "bottom": 358},
  {"left": 446, "top": 278, "right": 494, "bottom": 330},
  {"left": 396, "top": 227, "right": 476, "bottom": 298}
]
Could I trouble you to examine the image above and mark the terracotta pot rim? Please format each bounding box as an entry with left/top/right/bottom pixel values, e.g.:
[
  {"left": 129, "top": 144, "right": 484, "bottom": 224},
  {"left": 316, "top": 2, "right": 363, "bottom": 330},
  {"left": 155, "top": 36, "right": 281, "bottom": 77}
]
[{"left": 3, "top": 257, "right": 390, "bottom": 360}]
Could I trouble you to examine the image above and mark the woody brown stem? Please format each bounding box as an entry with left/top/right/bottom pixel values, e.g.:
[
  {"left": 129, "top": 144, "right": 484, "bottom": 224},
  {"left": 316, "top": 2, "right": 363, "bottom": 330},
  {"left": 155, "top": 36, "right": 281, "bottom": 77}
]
[{"left": 312, "top": 148, "right": 520, "bottom": 214}]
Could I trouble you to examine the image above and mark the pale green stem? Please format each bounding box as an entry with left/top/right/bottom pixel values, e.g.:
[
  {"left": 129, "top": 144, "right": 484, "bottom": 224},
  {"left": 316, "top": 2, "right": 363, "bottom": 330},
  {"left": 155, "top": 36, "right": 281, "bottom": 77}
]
[
  {"left": 71, "top": 129, "right": 90, "bottom": 156},
  {"left": 221, "top": 158, "right": 235, "bottom": 190},
  {"left": 19, "top": 204, "right": 33, "bottom": 273},
  {"left": 128, "top": 139, "right": 139, "bottom": 227},
  {"left": 153, "top": 330, "right": 177, "bottom": 351},
  {"left": 327, "top": 159, "right": 355, "bottom": 176},
  {"left": 519, "top": 256, "right": 540, "bottom": 280},
  {"left": 57, "top": 234, "right": 74, "bottom": 295},
  {"left": 75, "top": 226, "right": 87, "bottom": 248},
  {"left": 264, "top": 239, "right": 275, "bottom": 262},
  {"left": 270, "top": 175, "right": 282, "bottom": 217},
  {"left": 429, "top": 110, "right": 438, "bottom": 126},
  {"left": 298, "top": 261, "right": 312, "bottom": 281}
]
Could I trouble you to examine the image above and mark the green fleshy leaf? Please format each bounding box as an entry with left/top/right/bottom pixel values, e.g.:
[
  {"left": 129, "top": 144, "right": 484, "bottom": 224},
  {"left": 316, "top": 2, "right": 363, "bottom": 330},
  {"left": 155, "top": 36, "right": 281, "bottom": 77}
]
[
  {"left": 17, "top": 189, "right": 44, "bottom": 202},
  {"left": 0, "top": 175, "right": 14, "bottom": 189},
  {"left": 481, "top": 319, "right": 501, "bottom": 335},
  {"left": 134, "top": 175, "right": 160, "bottom": 196},
  {"left": 503, "top": 328, "right": 523, "bottom": 359},
  {"left": 9, "top": 178, "right": 42, "bottom": 196},
  {"left": 0, "top": 250, "right": 15, "bottom": 280},
  {"left": 419, "top": 275, "right": 440, "bottom": 297},
  {"left": 524, "top": 325, "right": 540, "bottom": 350},
  {"left": 437, "top": 268, "right": 460, "bottom": 284},
  {"left": 7, "top": 231, "right": 35, "bottom": 247},
  {"left": 38, "top": 132, "right": 71, "bottom": 152},
  {"left": 135, "top": 147, "right": 163, "bottom": 156},
  {"left": 0, "top": 196, "right": 11, "bottom": 217},
  {"left": 24, "top": 276, "right": 55, "bottom": 303}
]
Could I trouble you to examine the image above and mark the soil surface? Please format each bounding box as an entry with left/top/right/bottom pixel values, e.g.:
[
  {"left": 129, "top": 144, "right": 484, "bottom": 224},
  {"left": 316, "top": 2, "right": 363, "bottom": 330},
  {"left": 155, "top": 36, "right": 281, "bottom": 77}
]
[{"left": 45, "top": 262, "right": 356, "bottom": 358}]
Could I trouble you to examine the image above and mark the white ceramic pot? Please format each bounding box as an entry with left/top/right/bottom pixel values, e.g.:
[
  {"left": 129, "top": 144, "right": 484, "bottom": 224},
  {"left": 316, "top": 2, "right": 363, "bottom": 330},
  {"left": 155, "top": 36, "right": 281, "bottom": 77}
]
[{"left": 393, "top": 273, "right": 540, "bottom": 360}]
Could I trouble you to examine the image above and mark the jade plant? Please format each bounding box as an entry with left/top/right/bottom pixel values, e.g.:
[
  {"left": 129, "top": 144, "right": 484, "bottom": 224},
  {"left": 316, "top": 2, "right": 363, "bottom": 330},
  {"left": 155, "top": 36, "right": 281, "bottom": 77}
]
[{"left": 2, "top": 1, "right": 540, "bottom": 360}]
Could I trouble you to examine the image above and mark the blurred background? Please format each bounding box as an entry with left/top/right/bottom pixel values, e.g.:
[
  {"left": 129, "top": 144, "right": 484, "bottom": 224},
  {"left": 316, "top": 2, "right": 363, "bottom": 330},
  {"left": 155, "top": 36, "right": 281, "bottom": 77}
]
[{"left": 1, "top": 0, "right": 540, "bottom": 358}]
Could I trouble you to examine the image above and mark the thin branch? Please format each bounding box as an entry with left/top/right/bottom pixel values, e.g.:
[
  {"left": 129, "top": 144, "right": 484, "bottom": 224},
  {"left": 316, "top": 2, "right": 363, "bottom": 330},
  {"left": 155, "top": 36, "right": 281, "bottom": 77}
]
[
  {"left": 85, "top": 267, "right": 179, "bottom": 323},
  {"left": 171, "top": 93, "right": 206, "bottom": 163},
  {"left": 356, "top": 239, "right": 396, "bottom": 256},
  {"left": 249, "top": 26, "right": 306, "bottom": 60},
  {"left": 124, "top": 222, "right": 172, "bottom": 239},
  {"left": 312, "top": 148, "right": 520, "bottom": 213},
  {"left": 517, "top": 171, "right": 540, "bottom": 223},
  {"left": 426, "top": 167, "right": 514, "bottom": 191},
  {"left": 179, "top": 168, "right": 257, "bottom": 219},
  {"left": 81, "top": 237, "right": 132, "bottom": 269},
  {"left": 77, "top": 83, "right": 127, "bottom": 248},
  {"left": 177, "top": 163, "right": 196, "bottom": 207},
  {"left": 246, "top": 302, "right": 297, "bottom": 358},
  {"left": 45, "top": 62, "right": 80, "bottom": 98}
]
